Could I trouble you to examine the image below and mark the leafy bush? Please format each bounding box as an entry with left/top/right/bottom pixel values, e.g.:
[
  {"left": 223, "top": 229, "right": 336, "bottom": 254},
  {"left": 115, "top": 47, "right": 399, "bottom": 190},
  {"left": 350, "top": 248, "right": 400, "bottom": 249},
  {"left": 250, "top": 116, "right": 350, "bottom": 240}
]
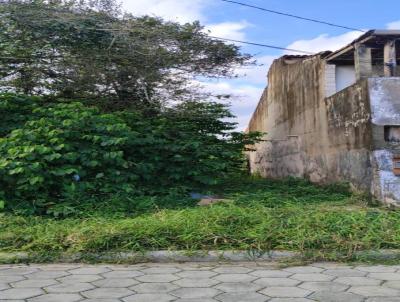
[
  {"left": 120, "top": 101, "right": 260, "bottom": 190},
  {"left": 0, "top": 95, "right": 260, "bottom": 215},
  {"left": 0, "top": 102, "right": 137, "bottom": 214},
  {"left": 0, "top": 94, "right": 40, "bottom": 137}
]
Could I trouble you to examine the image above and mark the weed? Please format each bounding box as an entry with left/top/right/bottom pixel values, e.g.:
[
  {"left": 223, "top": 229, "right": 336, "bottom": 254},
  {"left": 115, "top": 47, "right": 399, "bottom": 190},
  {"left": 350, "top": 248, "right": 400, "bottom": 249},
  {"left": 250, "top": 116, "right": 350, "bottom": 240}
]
[{"left": 1, "top": 177, "right": 400, "bottom": 263}]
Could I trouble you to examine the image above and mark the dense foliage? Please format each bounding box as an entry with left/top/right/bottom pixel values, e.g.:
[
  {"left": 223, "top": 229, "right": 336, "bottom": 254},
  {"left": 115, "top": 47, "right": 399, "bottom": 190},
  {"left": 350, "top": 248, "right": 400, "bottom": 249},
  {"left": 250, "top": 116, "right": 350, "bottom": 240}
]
[
  {"left": 0, "top": 94, "right": 260, "bottom": 215},
  {"left": 0, "top": 1, "right": 259, "bottom": 216},
  {"left": 0, "top": 0, "right": 251, "bottom": 108}
]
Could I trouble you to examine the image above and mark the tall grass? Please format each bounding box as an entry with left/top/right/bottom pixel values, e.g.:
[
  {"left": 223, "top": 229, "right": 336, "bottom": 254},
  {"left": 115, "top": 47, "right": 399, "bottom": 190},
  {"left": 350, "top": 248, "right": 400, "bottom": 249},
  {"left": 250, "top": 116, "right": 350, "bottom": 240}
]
[{"left": 1, "top": 177, "right": 399, "bottom": 262}]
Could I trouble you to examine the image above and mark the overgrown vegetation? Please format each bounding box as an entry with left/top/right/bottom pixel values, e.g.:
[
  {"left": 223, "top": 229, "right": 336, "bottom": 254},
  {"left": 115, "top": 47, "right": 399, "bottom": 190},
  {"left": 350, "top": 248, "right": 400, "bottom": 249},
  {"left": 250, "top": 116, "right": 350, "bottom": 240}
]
[
  {"left": 2, "top": 176, "right": 400, "bottom": 263},
  {"left": 1, "top": 1, "right": 398, "bottom": 265},
  {"left": 0, "top": 94, "right": 260, "bottom": 215}
]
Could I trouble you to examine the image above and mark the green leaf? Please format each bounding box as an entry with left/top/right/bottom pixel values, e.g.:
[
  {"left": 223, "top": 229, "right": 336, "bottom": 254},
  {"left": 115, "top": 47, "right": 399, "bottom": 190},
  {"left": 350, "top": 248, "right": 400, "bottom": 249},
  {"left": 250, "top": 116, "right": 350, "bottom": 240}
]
[{"left": 29, "top": 176, "right": 44, "bottom": 185}]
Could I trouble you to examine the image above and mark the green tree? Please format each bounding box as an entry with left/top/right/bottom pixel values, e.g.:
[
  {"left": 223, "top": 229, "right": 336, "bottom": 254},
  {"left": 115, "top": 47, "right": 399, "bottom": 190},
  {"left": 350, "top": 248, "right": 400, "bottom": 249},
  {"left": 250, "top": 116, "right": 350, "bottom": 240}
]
[{"left": 0, "top": 0, "right": 251, "bottom": 109}]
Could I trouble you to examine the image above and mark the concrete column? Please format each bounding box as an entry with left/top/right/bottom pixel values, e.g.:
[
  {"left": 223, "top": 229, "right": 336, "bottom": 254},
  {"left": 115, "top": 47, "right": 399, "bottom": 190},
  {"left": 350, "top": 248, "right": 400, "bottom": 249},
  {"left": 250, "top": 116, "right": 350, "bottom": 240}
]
[
  {"left": 384, "top": 40, "right": 397, "bottom": 77},
  {"left": 354, "top": 43, "right": 372, "bottom": 80}
]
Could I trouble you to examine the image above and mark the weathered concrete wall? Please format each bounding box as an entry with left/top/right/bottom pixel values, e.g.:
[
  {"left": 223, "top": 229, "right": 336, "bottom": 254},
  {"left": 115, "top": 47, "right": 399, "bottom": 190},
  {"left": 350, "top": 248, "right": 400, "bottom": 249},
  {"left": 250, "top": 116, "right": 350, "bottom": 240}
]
[
  {"left": 248, "top": 55, "right": 375, "bottom": 193},
  {"left": 369, "top": 78, "right": 400, "bottom": 204}
]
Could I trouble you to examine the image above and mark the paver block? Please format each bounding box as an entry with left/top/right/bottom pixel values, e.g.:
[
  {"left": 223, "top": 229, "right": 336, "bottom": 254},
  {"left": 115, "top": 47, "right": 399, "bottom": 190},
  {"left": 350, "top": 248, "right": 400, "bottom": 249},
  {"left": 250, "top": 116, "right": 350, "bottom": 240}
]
[
  {"left": 26, "top": 271, "right": 70, "bottom": 279},
  {"left": 83, "top": 300, "right": 121, "bottom": 302},
  {"left": 33, "top": 265, "right": 79, "bottom": 271},
  {"left": 1, "top": 288, "right": 44, "bottom": 299},
  {"left": 58, "top": 274, "right": 103, "bottom": 283},
  {"left": 269, "top": 299, "right": 315, "bottom": 302},
  {"left": 180, "top": 265, "right": 216, "bottom": 271},
  {"left": 140, "top": 267, "right": 181, "bottom": 274},
  {"left": 369, "top": 273, "right": 400, "bottom": 281},
  {"left": 173, "top": 278, "right": 220, "bottom": 287},
  {"left": 0, "top": 266, "right": 12, "bottom": 270},
  {"left": 0, "top": 275, "right": 25, "bottom": 283},
  {"left": 335, "top": 276, "right": 382, "bottom": 286},
  {"left": 111, "top": 265, "right": 146, "bottom": 270},
  {"left": 260, "top": 287, "right": 311, "bottom": 298},
  {"left": 366, "top": 298, "right": 400, "bottom": 302},
  {"left": 135, "top": 274, "right": 180, "bottom": 283},
  {"left": 356, "top": 266, "right": 398, "bottom": 273},
  {"left": 283, "top": 266, "right": 323, "bottom": 274},
  {"left": 213, "top": 266, "right": 253, "bottom": 274},
  {"left": 254, "top": 277, "right": 300, "bottom": 287},
  {"left": 171, "top": 287, "right": 221, "bottom": 299},
  {"left": 177, "top": 299, "right": 217, "bottom": 302},
  {"left": 250, "top": 270, "right": 292, "bottom": 278},
  {"left": 11, "top": 279, "right": 58, "bottom": 288},
  {"left": 309, "top": 291, "right": 364, "bottom": 302},
  {"left": 291, "top": 273, "right": 335, "bottom": 282},
  {"left": 216, "top": 292, "right": 268, "bottom": 302},
  {"left": 323, "top": 269, "right": 367, "bottom": 277},
  {"left": 214, "top": 282, "right": 264, "bottom": 293},
  {"left": 68, "top": 267, "right": 111, "bottom": 275},
  {"left": 213, "top": 273, "right": 256, "bottom": 283},
  {"left": 102, "top": 271, "right": 144, "bottom": 278},
  {"left": 349, "top": 286, "right": 400, "bottom": 297},
  {"left": 130, "top": 282, "right": 179, "bottom": 293},
  {"left": 0, "top": 267, "right": 38, "bottom": 276},
  {"left": 383, "top": 281, "right": 400, "bottom": 289},
  {"left": 177, "top": 270, "right": 218, "bottom": 278},
  {"left": 123, "top": 293, "right": 176, "bottom": 302},
  {"left": 93, "top": 278, "right": 139, "bottom": 288},
  {"left": 299, "top": 281, "right": 349, "bottom": 292},
  {"left": 27, "top": 294, "right": 82, "bottom": 302},
  {"left": 82, "top": 287, "right": 134, "bottom": 299},
  {"left": 45, "top": 282, "right": 95, "bottom": 293}
]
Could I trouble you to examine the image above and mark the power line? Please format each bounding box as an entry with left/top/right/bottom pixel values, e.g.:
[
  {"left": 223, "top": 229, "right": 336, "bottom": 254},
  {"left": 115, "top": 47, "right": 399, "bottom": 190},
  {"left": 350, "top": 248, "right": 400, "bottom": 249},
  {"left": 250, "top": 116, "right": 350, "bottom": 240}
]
[
  {"left": 220, "top": 0, "right": 367, "bottom": 33},
  {"left": 208, "top": 36, "right": 314, "bottom": 54},
  {"left": 2, "top": 8, "right": 318, "bottom": 55}
]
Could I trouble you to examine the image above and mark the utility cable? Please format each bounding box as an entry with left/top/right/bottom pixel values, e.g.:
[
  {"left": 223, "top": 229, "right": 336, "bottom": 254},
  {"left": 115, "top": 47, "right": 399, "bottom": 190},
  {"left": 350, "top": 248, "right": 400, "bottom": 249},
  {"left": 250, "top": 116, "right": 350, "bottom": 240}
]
[{"left": 220, "top": 0, "right": 367, "bottom": 33}]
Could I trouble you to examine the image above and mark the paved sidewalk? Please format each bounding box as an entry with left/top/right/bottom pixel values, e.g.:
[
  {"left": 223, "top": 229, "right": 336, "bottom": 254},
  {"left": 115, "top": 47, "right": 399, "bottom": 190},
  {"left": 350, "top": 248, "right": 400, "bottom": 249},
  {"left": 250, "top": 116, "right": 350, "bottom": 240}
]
[{"left": 1, "top": 262, "right": 400, "bottom": 301}]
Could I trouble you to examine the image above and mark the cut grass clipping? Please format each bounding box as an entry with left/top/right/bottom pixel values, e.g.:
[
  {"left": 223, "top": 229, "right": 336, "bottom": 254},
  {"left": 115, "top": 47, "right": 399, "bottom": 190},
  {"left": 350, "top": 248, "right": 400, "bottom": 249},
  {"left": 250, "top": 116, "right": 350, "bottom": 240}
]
[{"left": 1, "top": 177, "right": 400, "bottom": 263}]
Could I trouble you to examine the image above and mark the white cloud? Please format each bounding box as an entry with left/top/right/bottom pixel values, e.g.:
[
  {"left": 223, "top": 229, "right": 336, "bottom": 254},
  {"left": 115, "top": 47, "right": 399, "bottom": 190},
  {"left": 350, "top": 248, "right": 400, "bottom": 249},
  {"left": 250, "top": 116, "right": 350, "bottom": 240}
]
[
  {"left": 387, "top": 20, "right": 400, "bottom": 29},
  {"left": 120, "top": 0, "right": 210, "bottom": 23},
  {"left": 205, "top": 21, "right": 250, "bottom": 41},
  {"left": 285, "top": 31, "right": 362, "bottom": 54}
]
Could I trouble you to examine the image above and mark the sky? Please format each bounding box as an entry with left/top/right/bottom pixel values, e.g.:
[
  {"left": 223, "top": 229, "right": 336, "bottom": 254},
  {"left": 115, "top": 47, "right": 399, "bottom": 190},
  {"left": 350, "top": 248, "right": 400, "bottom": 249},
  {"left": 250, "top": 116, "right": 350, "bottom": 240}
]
[{"left": 120, "top": 0, "right": 400, "bottom": 130}]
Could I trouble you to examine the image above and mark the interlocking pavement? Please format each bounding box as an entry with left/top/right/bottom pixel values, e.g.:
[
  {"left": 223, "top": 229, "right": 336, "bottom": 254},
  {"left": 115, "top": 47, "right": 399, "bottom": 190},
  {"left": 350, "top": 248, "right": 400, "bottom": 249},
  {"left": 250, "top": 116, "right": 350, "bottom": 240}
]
[{"left": 1, "top": 262, "right": 400, "bottom": 301}]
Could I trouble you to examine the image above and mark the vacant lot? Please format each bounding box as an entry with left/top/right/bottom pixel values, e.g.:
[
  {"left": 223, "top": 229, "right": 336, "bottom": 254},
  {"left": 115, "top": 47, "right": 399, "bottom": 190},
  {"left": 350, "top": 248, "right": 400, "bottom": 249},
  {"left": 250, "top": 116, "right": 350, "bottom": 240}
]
[{"left": 1, "top": 177, "right": 400, "bottom": 263}]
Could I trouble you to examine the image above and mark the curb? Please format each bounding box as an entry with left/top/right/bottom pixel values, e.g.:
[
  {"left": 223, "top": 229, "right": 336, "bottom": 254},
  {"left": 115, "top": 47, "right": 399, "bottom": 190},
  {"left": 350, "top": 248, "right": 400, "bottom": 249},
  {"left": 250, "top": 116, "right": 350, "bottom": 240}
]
[
  {"left": 0, "top": 250, "right": 299, "bottom": 264},
  {"left": 1, "top": 250, "right": 400, "bottom": 264}
]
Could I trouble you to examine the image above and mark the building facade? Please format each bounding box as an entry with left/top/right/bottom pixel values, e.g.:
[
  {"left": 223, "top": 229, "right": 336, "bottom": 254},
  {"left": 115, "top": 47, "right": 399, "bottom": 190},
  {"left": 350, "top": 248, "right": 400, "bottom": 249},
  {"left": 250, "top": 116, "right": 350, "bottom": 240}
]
[{"left": 247, "top": 30, "right": 400, "bottom": 205}]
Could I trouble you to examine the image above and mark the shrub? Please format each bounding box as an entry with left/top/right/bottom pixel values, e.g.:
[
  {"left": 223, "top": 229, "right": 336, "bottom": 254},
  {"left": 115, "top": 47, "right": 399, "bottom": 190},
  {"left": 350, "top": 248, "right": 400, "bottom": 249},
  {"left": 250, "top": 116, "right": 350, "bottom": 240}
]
[
  {"left": 0, "top": 102, "right": 137, "bottom": 213},
  {"left": 0, "top": 95, "right": 261, "bottom": 215},
  {"left": 0, "top": 94, "right": 41, "bottom": 137}
]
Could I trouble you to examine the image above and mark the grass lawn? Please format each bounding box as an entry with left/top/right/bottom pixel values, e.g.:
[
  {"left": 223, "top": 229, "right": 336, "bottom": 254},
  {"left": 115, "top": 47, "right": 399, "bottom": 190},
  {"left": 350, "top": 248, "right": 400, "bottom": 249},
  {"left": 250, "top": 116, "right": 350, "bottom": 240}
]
[{"left": 1, "top": 177, "right": 400, "bottom": 263}]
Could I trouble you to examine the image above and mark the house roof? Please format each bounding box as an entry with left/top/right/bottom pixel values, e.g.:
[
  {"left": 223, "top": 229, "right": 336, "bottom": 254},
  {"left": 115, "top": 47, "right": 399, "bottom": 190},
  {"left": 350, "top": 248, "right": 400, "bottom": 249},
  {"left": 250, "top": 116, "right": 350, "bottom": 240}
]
[{"left": 325, "top": 30, "right": 400, "bottom": 64}]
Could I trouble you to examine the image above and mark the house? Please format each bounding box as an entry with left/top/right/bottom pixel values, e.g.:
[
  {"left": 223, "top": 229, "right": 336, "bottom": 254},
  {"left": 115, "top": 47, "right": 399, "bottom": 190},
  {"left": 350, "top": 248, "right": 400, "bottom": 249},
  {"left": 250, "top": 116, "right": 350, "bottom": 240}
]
[{"left": 247, "top": 30, "right": 400, "bottom": 205}]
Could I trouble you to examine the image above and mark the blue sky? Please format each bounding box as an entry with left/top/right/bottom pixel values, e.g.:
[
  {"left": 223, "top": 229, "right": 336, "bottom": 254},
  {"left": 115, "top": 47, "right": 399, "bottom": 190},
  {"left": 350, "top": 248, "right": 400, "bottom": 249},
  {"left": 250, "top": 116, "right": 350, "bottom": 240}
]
[{"left": 122, "top": 0, "right": 400, "bottom": 129}]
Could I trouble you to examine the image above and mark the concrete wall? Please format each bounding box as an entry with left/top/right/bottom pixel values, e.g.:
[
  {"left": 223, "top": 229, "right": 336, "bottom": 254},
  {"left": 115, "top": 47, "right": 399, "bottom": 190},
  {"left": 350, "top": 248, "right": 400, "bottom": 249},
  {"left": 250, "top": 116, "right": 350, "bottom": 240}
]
[
  {"left": 336, "top": 66, "right": 356, "bottom": 92},
  {"left": 369, "top": 78, "right": 400, "bottom": 204},
  {"left": 248, "top": 55, "right": 375, "bottom": 192}
]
